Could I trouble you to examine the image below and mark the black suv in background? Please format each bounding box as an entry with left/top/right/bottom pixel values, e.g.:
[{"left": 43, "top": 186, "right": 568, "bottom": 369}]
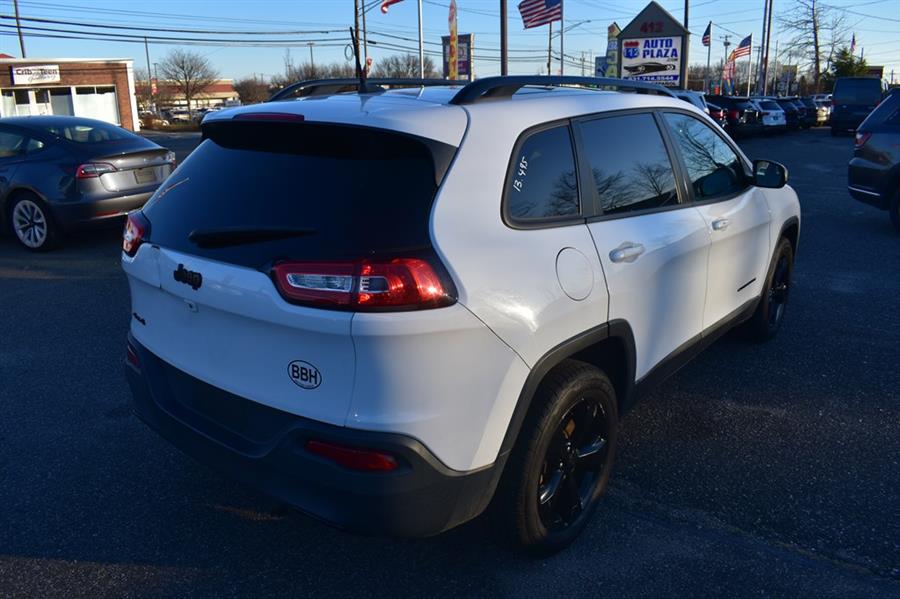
[
  {"left": 705, "top": 95, "right": 763, "bottom": 137},
  {"left": 832, "top": 77, "right": 884, "bottom": 135},
  {"left": 848, "top": 88, "right": 900, "bottom": 231},
  {"left": 772, "top": 98, "right": 801, "bottom": 130}
]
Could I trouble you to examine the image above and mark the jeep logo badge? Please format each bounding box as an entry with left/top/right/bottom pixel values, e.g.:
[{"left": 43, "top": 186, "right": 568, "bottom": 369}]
[
  {"left": 288, "top": 360, "right": 321, "bottom": 389},
  {"left": 174, "top": 264, "right": 203, "bottom": 290}
]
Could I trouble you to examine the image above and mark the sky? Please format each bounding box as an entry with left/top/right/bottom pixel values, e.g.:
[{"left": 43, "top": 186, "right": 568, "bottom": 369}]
[{"left": 1, "top": 0, "right": 898, "bottom": 83}]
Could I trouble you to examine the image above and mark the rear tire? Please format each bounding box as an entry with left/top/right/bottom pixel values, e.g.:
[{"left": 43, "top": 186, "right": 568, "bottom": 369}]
[
  {"left": 8, "top": 193, "right": 58, "bottom": 251},
  {"left": 890, "top": 189, "right": 900, "bottom": 233},
  {"left": 743, "top": 237, "right": 793, "bottom": 342},
  {"left": 492, "top": 360, "right": 618, "bottom": 556}
]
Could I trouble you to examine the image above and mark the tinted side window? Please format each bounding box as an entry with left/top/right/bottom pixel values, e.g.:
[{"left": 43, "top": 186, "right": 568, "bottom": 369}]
[
  {"left": 578, "top": 113, "right": 678, "bottom": 215},
  {"left": 0, "top": 128, "right": 27, "bottom": 158},
  {"left": 664, "top": 113, "right": 747, "bottom": 201},
  {"left": 507, "top": 125, "right": 579, "bottom": 221}
]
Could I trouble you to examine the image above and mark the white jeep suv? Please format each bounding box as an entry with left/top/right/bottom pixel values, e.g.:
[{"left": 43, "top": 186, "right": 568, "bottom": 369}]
[{"left": 122, "top": 76, "right": 800, "bottom": 554}]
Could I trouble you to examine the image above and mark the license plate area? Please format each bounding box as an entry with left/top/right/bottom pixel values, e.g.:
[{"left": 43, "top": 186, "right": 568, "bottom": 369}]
[{"left": 134, "top": 167, "right": 156, "bottom": 184}]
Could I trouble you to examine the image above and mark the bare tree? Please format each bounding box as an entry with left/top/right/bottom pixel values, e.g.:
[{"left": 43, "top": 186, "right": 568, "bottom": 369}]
[
  {"left": 371, "top": 54, "right": 437, "bottom": 78},
  {"left": 778, "top": 0, "right": 849, "bottom": 92},
  {"left": 233, "top": 76, "right": 270, "bottom": 105},
  {"left": 270, "top": 61, "right": 355, "bottom": 89},
  {"left": 134, "top": 68, "right": 152, "bottom": 112},
  {"left": 158, "top": 49, "right": 220, "bottom": 113}
]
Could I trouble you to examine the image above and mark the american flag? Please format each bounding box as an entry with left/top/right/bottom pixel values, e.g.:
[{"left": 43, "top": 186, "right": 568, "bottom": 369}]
[
  {"left": 518, "top": 0, "right": 562, "bottom": 29},
  {"left": 702, "top": 22, "right": 711, "bottom": 47},
  {"left": 732, "top": 34, "right": 752, "bottom": 59}
]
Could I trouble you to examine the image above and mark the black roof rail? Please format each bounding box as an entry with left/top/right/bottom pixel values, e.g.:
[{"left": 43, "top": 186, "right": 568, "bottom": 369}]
[
  {"left": 268, "top": 78, "right": 460, "bottom": 102},
  {"left": 448, "top": 75, "right": 676, "bottom": 105}
]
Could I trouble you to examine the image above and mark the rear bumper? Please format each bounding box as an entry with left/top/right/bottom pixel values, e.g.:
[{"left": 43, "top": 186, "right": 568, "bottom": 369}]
[
  {"left": 125, "top": 333, "right": 500, "bottom": 538},
  {"left": 51, "top": 191, "right": 153, "bottom": 229}
]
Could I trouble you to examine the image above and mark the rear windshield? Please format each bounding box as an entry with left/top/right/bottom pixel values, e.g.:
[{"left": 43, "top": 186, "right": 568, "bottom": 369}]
[
  {"left": 760, "top": 100, "right": 780, "bottom": 110},
  {"left": 833, "top": 78, "right": 883, "bottom": 104},
  {"left": 142, "top": 121, "right": 456, "bottom": 269},
  {"left": 41, "top": 121, "right": 135, "bottom": 143}
]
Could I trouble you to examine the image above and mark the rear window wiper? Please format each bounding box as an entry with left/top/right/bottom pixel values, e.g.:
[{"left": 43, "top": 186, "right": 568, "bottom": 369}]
[{"left": 188, "top": 226, "right": 317, "bottom": 248}]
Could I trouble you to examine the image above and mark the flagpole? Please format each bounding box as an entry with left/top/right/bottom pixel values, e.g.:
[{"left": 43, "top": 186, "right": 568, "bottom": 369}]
[
  {"left": 560, "top": 0, "right": 565, "bottom": 75},
  {"left": 417, "top": 0, "right": 424, "bottom": 78},
  {"left": 547, "top": 21, "right": 552, "bottom": 75},
  {"left": 746, "top": 34, "right": 752, "bottom": 96},
  {"left": 705, "top": 21, "right": 711, "bottom": 93}
]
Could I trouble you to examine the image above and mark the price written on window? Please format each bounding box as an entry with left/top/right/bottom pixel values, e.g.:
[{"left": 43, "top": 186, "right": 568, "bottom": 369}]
[
  {"left": 639, "top": 21, "right": 665, "bottom": 34},
  {"left": 512, "top": 155, "right": 528, "bottom": 192}
]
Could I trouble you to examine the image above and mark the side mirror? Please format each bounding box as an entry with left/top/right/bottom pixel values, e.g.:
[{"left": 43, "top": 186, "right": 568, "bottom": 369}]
[{"left": 753, "top": 159, "right": 788, "bottom": 189}]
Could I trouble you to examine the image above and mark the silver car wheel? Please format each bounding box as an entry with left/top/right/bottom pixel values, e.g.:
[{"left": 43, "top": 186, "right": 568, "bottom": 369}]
[{"left": 12, "top": 199, "right": 48, "bottom": 249}]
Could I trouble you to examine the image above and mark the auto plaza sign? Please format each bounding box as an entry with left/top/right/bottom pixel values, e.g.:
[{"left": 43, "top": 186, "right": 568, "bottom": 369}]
[
  {"left": 621, "top": 36, "right": 682, "bottom": 86},
  {"left": 616, "top": 1, "right": 689, "bottom": 89}
]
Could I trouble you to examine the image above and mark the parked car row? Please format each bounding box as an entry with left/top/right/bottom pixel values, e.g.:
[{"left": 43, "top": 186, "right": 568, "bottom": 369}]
[{"left": 701, "top": 94, "right": 825, "bottom": 137}]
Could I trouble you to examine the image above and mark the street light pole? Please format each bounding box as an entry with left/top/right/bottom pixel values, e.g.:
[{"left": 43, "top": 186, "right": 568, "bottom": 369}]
[
  {"left": 559, "top": 0, "right": 564, "bottom": 75},
  {"left": 417, "top": 0, "right": 424, "bottom": 78}
]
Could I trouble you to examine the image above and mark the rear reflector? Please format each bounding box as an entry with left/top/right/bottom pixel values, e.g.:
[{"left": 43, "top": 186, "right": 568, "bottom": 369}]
[
  {"left": 126, "top": 341, "right": 141, "bottom": 369},
  {"left": 305, "top": 440, "right": 398, "bottom": 472},
  {"left": 123, "top": 211, "right": 149, "bottom": 257},
  {"left": 854, "top": 132, "right": 872, "bottom": 148},
  {"left": 272, "top": 257, "right": 454, "bottom": 311}
]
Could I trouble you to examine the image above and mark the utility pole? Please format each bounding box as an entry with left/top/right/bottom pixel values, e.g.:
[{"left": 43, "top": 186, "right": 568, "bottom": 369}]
[
  {"left": 762, "top": 0, "right": 774, "bottom": 95},
  {"left": 361, "top": 0, "right": 369, "bottom": 65},
  {"left": 144, "top": 37, "right": 153, "bottom": 112},
  {"left": 353, "top": 0, "right": 361, "bottom": 71},
  {"left": 683, "top": 0, "right": 689, "bottom": 88},
  {"left": 547, "top": 21, "right": 552, "bottom": 76},
  {"left": 308, "top": 42, "right": 315, "bottom": 73},
  {"left": 13, "top": 0, "right": 25, "bottom": 58},
  {"left": 500, "top": 0, "right": 508, "bottom": 76},
  {"left": 757, "top": 0, "right": 768, "bottom": 95}
]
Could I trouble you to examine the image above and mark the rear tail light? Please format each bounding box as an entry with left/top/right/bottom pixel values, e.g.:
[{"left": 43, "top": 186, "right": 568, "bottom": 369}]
[
  {"left": 164, "top": 150, "right": 176, "bottom": 167},
  {"left": 854, "top": 132, "right": 872, "bottom": 148},
  {"left": 728, "top": 108, "right": 740, "bottom": 120},
  {"left": 76, "top": 162, "right": 117, "bottom": 178},
  {"left": 123, "top": 211, "right": 149, "bottom": 257},
  {"left": 305, "top": 440, "right": 398, "bottom": 472},
  {"left": 272, "top": 257, "right": 455, "bottom": 311}
]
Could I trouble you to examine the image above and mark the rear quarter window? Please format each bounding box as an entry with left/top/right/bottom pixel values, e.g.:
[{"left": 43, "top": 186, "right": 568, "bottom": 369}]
[{"left": 505, "top": 124, "right": 580, "bottom": 224}]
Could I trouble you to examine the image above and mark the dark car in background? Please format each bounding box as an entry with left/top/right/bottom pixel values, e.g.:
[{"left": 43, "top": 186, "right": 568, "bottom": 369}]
[
  {"left": 705, "top": 95, "right": 763, "bottom": 137},
  {"left": 771, "top": 97, "right": 801, "bottom": 130},
  {"left": 0, "top": 116, "right": 175, "bottom": 250},
  {"left": 797, "top": 97, "right": 822, "bottom": 126},
  {"left": 848, "top": 88, "right": 900, "bottom": 232},
  {"left": 832, "top": 77, "right": 884, "bottom": 135},
  {"left": 706, "top": 102, "right": 728, "bottom": 131}
]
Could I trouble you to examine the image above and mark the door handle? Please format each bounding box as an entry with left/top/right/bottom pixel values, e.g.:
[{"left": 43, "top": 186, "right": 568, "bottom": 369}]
[
  {"left": 609, "top": 242, "right": 645, "bottom": 263},
  {"left": 711, "top": 218, "right": 730, "bottom": 231}
]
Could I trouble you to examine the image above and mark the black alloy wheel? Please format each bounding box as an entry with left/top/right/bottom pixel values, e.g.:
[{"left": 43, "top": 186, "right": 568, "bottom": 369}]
[
  {"left": 767, "top": 254, "right": 790, "bottom": 328},
  {"left": 537, "top": 398, "right": 611, "bottom": 532}
]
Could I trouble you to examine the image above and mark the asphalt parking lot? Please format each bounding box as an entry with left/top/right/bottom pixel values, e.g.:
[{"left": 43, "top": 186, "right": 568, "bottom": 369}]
[{"left": 1, "top": 128, "right": 898, "bottom": 598}]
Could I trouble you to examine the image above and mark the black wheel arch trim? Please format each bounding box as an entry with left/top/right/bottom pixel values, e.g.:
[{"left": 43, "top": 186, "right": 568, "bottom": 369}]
[
  {"left": 778, "top": 215, "right": 801, "bottom": 254},
  {"left": 497, "top": 320, "right": 636, "bottom": 459}
]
